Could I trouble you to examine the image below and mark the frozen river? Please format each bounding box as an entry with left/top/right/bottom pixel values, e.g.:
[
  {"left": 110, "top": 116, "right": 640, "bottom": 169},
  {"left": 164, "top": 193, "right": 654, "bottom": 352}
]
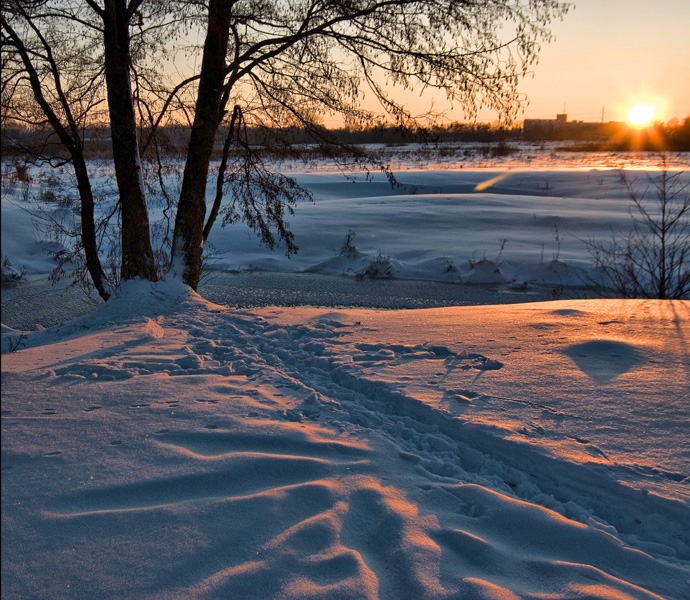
[{"left": 1, "top": 270, "right": 566, "bottom": 331}]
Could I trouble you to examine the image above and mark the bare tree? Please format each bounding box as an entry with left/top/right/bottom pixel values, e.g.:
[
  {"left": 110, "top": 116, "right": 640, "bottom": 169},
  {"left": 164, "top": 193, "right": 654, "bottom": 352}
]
[
  {"left": 2, "top": 0, "right": 570, "bottom": 296},
  {"left": 100, "top": 0, "right": 158, "bottom": 282},
  {"left": 2, "top": 1, "right": 113, "bottom": 299},
  {"left": 585, "top": 162, "right": 690, "bottom": 299}
]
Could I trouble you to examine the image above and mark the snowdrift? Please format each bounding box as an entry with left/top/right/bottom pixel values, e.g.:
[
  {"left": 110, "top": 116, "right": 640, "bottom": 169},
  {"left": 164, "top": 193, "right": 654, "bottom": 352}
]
[{"left": 3, "top": 158, "right": 689, "bottom": 295}]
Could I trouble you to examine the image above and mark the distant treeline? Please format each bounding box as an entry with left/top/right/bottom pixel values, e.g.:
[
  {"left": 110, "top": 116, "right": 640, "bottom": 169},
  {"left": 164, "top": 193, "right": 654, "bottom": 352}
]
[
  {"left": 0, "top": 121, "right": 524, "bottom": 160},
  {"left": 522, "top": 116, "right": 690, "bottom": 151},
  {"left": 3, "top": 116, "right": 689, "bottom": 160}
]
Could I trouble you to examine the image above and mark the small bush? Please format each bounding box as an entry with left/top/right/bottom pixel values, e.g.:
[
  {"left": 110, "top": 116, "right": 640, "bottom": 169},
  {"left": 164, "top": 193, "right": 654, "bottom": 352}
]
[
  {"left": 584, "top": 163, "right": 689, "bottom": 299},
  {"left": 1, "top": 256, "right": 26, "bottom": 285},
  {"left": 468, "top": 238, "right": 508, "bottom": 270},
  {"left": 7, "top": 334, "right": 28, "bottom": 353},
  {"left": 340, "top": 229, "right": 359, "bottom": 258},
  {"left": 357, "top": 251, "right": 393, "bottom": 279},
  {"left": 14, "top": 162, "right": 31, "bottom": 184},
  {"left": 40, "top": 189, "right": 56, "bottom": 202}
]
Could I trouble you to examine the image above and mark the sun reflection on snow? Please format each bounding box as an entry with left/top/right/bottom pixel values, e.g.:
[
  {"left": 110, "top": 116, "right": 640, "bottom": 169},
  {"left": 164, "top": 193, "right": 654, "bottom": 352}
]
[{"left": 473, "top": 172, "right": 512, "bottom": 191}]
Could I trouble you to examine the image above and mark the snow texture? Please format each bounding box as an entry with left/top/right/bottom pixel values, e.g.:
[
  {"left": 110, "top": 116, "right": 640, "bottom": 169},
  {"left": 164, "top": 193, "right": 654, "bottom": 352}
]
[
  {"left": 3, "top": 148, "right": 689, "bottom": 293},
  {"left": 2, "top": 151, "right": 690, "bottom": 599},
  {"left": 2, "top": 277, "right": 689, "bottom": 599}
]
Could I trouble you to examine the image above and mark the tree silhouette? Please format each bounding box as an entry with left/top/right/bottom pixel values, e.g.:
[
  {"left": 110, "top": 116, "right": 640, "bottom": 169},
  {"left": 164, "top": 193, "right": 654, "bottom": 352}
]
[{"left": 2, "top": 0, "right": 569, "bottom": 297}]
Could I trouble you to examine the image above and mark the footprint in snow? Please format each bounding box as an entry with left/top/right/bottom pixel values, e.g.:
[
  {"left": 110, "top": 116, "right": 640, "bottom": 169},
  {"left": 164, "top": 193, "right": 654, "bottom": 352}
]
[{"left": 474, "top": 357, "right": 504, "bottom": 371}]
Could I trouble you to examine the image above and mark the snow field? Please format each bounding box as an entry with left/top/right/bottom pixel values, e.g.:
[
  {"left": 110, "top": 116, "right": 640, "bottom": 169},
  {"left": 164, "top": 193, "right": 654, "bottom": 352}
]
[
  {"left": 3, "top": 153, "right": 689, "bottom": 294},
  {"left": 3, "top": 153, "right": 689, "bottom": 598},
  {"left": 2, "top": 279, "right": 689, "bottom": 599}
]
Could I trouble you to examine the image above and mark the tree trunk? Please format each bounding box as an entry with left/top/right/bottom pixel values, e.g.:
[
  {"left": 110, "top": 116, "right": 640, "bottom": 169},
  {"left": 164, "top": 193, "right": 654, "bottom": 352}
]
[
  {"left": 73, "top": 155, "right": 112, "bottom": 300},
  {"left": 203, "top": 105, "right": 241, "bottom": 242},
  {"left": 172, "top": 0, "right": 233, "bottom": 290},
  {"left": 102, "top": 0, "right": 156, "bottom": 282}
]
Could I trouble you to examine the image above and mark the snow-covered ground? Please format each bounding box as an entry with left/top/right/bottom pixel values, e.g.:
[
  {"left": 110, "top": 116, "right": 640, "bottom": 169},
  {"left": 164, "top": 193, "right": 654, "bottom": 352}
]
[
  {"left": 2, "top": 279, "right": 689, "bottom": 599},
  {"left": 3, "top": 147, "right": 689, "bottom": 294},
  {"left": 2, "top": 149, "right": 690, "bottom": 599}
]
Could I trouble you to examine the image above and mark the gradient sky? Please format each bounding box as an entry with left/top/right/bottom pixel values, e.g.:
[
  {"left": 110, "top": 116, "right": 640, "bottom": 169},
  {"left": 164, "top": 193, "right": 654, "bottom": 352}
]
[
  {"left": 167, "top": 1, "right": 690, "bottom": 127},
  {"left": 512, "top": 0, "right": 690, "bottom": 123},
  {"left": 401, "top": 0, "right": 690, "bottom": 125}
]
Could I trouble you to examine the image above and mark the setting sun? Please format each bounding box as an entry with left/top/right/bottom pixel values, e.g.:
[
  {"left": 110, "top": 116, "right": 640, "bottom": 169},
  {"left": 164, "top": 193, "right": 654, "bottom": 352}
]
[{"left": 628, "top": 104, "right": 655, "bottom": 128}]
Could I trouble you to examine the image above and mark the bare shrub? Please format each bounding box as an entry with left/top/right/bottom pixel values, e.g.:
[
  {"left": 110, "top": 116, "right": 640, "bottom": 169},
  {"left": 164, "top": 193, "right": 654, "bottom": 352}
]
[
  {"left": 340, "top": 229, "right": 360, "bottom": 258},
  {"left": 357, "top": 251, "right": 393, "bottom": 280},
  {"left": 585, "top": 162, "right": 689, "bottom": 299},
  {"left": 1, "top": 255, "right": 26, "bottom": 284},
  {"left": 13, "top": 162, "right": 31, "bottom": 184},
  {"left": 7, "top": 334, "right": 28, "bottom": 353}
]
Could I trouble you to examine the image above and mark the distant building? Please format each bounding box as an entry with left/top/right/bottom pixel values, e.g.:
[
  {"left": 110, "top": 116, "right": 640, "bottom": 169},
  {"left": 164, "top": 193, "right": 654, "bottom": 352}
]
[
  {"left": 523, "top": 114, "right": 568, "bottom": 138},
  {"left": 523, "top": 114, "right": 624, "bottom": 141}
]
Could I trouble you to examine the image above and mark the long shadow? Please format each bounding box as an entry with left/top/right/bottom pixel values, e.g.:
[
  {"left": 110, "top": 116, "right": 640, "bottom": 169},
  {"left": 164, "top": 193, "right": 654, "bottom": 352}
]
[{"left": 669, "top": 300, "right": 690, "bottom": 384}]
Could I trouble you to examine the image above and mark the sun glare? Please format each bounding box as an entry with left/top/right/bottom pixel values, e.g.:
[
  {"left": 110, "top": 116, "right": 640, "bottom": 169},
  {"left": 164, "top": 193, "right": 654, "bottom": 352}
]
[{"left": 628, "top": 104, "right": 654, "bottom": 128}]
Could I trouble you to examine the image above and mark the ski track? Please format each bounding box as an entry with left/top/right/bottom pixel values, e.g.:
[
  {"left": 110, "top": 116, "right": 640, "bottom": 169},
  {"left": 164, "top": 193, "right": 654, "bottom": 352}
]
[{"left": 3, "top": 303, "right": 690, "bottom": 600}]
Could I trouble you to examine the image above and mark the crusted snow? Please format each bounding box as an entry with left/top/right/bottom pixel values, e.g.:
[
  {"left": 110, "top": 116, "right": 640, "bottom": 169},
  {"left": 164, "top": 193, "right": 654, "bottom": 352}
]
[{"left": 2, "top": 151, "right": 689, "bottom": 598}]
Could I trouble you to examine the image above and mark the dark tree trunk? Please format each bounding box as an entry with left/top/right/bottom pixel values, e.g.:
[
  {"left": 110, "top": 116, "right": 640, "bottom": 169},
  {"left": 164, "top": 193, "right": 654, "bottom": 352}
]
[
  {"left": 73, "top": 155, "right": 112, "bottom": 300},
  {"left": 102, "top": 0, "right": 156, "bottom": 282},
  {"left": 203, "top": 104, "right": 241, "bottom": 242},
  {"left": 172, "top": 0, "right": 233, "bottom": 290}
]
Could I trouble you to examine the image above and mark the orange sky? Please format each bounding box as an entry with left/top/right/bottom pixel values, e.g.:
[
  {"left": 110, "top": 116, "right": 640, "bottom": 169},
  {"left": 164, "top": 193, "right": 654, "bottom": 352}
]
[
  {"left": 515, "top": 0, "right": 690, "bottom": 123},
  {"left": 401, "top": 0, "right": 690, "bottom": 125},
  {"left": 164, "top": 1, "right": 689, "bottom": 127}
]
